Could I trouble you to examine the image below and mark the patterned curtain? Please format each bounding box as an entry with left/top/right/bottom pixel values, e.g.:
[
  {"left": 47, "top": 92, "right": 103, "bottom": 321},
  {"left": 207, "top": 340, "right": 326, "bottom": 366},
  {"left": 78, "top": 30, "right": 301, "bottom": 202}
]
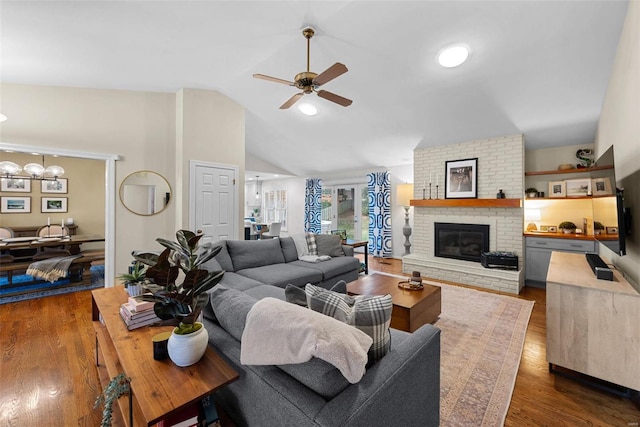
[
  {"left": 304, "top": 178, "right": 322, "bottom": 233},
  {"left": 367, "top": 171, "right": 392, "bottom": 258}
]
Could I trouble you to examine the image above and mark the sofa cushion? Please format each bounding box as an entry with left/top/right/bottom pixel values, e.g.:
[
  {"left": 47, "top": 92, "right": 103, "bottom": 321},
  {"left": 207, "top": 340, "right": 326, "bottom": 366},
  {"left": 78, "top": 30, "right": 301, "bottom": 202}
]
[
  {"left": 208, "top": 286, "right": 258, "bottom": 341},
  {"left": 305, "top": 232, "right": 318, "bottom": 255},
  {"left": 227, "top": 239, "right": 285, "bottom": 271},
  {"left": 305, "top": 284, "right": 393, "bottom": 364},
  {"left": 244, "top": 284, "right": 286, "bottom": 300},
  {"left": 218, "top": 272, "right": 265, "bottom": 292},
  {"left": 290, "top": 233, "right": 309, "bottom": 258},
  {"left": 285, "top": 280, "right": 347, "bottom": 306},
  {"left": 289, "top": 256, "right": 360, "bottom": 280},
  {"left": 314, "top": 234, "right": 345, "bottom": 257},
  {"left": 279, "top": 237, "right": 299, "bottom": 263},
  {"left": 212, "top": 241, "right": 234, "bottom": 272},
  {"left": 237, "top": 264, "right": 322, "bottom": 289}
]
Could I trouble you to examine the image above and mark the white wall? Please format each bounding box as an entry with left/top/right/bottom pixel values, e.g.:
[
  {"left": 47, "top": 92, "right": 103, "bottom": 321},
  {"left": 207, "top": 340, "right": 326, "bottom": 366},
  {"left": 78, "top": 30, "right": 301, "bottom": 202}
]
[{"left": 595, "top": 0, "right": 640, "bottom": 286}]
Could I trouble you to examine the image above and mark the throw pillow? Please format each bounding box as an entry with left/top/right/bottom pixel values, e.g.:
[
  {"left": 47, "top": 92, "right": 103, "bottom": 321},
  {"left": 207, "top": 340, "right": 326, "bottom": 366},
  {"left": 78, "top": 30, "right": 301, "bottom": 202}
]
[
  {"left": 291, "top": 233, "right": 310, "bottom": 258},
  {"left": 305, "top": 232, "right": 318, "bottom": 255},
  {"left": 314, "top": 234, "right": 345, "bottom": 257},
  {"left": 285, "top": 280, "right": 347, "bottom": 307},
  {"left": 304, "top": 284, "right": 393, "bottom": 364}
]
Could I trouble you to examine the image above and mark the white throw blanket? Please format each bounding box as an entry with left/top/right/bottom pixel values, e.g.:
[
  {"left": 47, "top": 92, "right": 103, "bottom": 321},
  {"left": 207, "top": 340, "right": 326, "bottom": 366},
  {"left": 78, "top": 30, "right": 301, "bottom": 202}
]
[
  {"left": 240, "top": 297, "right": 373, "bottom": 383},
  {"left": 26, "top": 255, "right": 81, "bottom": 283},
  {"left": 298, "top": 255, "right": 331, "bottom": 263}
]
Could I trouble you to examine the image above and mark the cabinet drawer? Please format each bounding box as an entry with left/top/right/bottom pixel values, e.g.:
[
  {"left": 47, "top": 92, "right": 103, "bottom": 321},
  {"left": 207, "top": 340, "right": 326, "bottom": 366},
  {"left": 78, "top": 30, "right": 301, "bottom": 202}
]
[{"left": 525, "top": 237, "right": 595, "bottom": 252}]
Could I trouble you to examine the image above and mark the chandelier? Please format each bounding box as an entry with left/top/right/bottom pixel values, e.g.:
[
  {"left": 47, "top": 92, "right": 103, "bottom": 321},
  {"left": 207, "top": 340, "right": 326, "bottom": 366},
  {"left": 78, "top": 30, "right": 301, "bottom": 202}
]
[{"left": 0, "top": 155, "right": 65, "bottom": 181}]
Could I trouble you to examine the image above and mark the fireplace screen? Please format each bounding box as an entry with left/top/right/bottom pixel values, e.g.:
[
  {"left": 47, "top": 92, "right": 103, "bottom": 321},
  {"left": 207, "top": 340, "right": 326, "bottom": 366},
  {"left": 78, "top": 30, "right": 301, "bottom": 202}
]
[{"left": 434, "top": 223, "right": 489, "bottom": 263}]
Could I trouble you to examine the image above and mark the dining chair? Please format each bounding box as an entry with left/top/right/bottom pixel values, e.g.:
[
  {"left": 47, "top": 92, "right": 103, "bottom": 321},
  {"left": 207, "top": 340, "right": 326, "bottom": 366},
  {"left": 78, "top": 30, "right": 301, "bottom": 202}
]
[
  {"left": 261, "top": 222, "right": 282, "bottom": 239},
  {"left": 0, "top": 227, "right": 16, "bottom": 265},
  {"left": 33, "top": 225, "right": 72, "bottom": 260}
]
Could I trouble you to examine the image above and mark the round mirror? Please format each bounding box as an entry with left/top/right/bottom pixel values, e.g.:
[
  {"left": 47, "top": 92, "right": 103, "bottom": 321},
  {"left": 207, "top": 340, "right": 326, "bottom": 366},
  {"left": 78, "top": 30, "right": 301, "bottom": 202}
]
[{"left": 119, "top": 170, "right": 172, "bottom": 216}]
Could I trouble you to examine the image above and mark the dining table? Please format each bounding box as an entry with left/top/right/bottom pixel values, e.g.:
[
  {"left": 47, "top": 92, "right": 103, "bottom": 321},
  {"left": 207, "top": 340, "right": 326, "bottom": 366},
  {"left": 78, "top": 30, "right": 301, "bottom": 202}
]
[{"left": 0, "top": 234, "right": 105, "bottom": 256}]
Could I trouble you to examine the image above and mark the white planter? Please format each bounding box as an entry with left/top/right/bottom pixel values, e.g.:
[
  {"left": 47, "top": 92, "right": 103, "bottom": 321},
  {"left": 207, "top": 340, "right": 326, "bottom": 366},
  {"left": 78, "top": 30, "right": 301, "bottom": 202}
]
[
  {"left": 126, "top": 284, "right": 144, "bottom": 297},
  {"left": 167, "top": 323, "right": 209, "bottom": 367}
]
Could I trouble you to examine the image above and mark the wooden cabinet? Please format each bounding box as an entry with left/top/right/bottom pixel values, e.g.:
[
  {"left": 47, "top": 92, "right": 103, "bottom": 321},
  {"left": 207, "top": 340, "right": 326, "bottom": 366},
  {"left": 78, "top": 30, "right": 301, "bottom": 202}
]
[
  {"left": 546, "top": 252, "right": 640, "bottom": 391},
  {"left": 11, "top": 224, "right": 78, "bottom": 237},
  {"left": 525, "top": 236, "right": 596, "bottom": 284}
]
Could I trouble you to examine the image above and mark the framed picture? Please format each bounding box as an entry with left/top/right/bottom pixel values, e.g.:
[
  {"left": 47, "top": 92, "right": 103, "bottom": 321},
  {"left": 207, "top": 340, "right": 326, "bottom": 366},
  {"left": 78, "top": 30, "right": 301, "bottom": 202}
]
[
  {"left": 41, "top": 197, "right": 68, "bottom": 213},
  {"left": 1, "top": 178, "right": 31, "bottom": 192},
  {"left": 591, "top": 177, "right": 612, "bottom": 196},
  {"left": 445, "top": 158, "right": 477, "bottom": 199},
  {"left": 606, "top": 226, "right": 618, "bottom": 234},
  {"left": 548, "top": 181, "right": 566, "bottom": 198},
  {"left": 547, "top": 226, "right": 557, "bottom": 233},
  {"left": 1, "top": 196, "right": 31, "bottom": 213},
  {"left": 565, "top": 178, "right": 592, "bottom": 197},
  {"left": 41, "top": 178, "right": 68, "bottom": 194}
]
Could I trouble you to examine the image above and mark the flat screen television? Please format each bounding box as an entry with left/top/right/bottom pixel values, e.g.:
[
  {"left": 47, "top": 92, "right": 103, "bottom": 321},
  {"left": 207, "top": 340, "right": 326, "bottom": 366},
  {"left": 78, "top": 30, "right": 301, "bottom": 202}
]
[{"left": 590, "top": 146, "right": 628, "bottom": 256}]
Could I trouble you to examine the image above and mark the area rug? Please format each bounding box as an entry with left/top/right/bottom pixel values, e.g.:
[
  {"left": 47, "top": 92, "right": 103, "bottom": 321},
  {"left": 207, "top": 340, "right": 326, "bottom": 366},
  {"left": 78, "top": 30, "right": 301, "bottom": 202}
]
[
  {"left": 0, "top": 265, "right": 104, "bottom": 304},
  {"left": 371, "top": 271, "right": 534, "bottom": 426}
]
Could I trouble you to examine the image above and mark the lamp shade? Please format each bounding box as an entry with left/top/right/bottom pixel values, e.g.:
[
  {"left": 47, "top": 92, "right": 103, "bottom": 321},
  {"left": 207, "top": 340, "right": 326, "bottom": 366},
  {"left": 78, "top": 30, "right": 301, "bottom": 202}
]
[{"left": 397, "top": 183, "right": 414, "bottom": 207}]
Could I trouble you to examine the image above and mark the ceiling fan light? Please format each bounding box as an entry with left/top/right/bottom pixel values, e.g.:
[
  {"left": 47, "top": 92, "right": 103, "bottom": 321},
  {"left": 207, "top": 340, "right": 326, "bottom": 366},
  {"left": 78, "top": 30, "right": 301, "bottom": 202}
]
[
  {"left": 437, "top": 45, "right": 470, "bottom": 68},
  {"left": 24, "top": 162, "right": 45, "bottom": 177},
  {"left": 298, "top": 103, "right": 318, "bottom": 116},
  {"left": 0, "top": 161, "right": 21, "bottom": 175},
  {"left": 45, "top": 165, "right": 65, "bottom": 177}
]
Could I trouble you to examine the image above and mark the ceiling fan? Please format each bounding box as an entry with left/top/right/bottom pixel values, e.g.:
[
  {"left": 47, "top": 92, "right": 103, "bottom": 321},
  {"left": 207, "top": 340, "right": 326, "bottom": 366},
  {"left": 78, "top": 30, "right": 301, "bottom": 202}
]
[{"left": 253, "top": 27, "right": 352, "bottom": 110}]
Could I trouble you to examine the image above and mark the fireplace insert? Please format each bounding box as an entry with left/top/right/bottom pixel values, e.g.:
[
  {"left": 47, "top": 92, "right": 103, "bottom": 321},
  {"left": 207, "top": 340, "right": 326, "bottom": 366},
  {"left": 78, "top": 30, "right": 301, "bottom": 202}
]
[{"left": 434, "top": 223, "right": 489, "bottom": 263}]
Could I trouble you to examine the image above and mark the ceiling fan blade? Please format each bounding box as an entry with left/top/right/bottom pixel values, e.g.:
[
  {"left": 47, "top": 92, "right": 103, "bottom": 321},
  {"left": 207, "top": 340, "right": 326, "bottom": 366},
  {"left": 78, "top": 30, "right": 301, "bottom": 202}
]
[
  {"left": 253, "top": 74, "right": 295, "bottom": 86},
  {"left": 317, "top": 90, "right": 352, "bottom": 107},
  {"left": 313, "top": 63, "right": 348, "bottom": 86},
  {"left": 279, "top": 93, "right": 304, "bottom": 109}
]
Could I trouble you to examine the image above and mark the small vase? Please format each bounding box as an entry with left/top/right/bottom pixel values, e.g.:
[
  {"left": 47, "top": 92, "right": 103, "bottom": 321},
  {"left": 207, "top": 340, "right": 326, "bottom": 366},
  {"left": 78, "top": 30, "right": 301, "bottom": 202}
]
[
  {"left": 126, "top": 284, "right": 143, "bottom": 297},
  {"left": 167, "top": 323, "right": 209, "bottom": 367}
]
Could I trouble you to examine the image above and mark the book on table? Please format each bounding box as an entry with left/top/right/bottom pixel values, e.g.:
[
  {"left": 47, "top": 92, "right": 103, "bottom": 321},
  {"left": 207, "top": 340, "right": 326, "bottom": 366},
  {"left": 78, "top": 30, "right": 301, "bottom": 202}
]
[
  {"left": 119, "top": 302, "right": 160, "bottom": 330},
  {"left": 127, "top": 295, "right": 154, "bottom": 312}
]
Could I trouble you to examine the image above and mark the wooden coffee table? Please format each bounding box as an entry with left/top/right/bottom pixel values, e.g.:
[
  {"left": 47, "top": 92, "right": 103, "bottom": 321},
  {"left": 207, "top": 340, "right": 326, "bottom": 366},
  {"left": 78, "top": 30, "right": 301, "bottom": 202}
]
[
  {"left": 92, "top": 286, "right": 239, "bottom": 426},
  {"left": 347, "top": 274, "right": 441, "bottom": 332}
]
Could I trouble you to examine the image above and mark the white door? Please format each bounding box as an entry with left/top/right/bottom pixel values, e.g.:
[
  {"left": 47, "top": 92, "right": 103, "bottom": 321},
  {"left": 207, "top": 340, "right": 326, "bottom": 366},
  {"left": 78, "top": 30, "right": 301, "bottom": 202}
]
[
  {"left": 324, "top": 185, "right": 369, "bottom": 240},
  {"left": 190, "top": 161, "right": 238, "bottom": 245}
]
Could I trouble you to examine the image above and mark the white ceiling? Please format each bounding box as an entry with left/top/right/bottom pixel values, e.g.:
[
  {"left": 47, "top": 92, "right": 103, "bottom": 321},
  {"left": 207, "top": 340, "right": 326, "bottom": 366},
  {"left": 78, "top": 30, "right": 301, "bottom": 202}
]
[{"left": 0, "top": 1, "right": 629, "bottom": 178}]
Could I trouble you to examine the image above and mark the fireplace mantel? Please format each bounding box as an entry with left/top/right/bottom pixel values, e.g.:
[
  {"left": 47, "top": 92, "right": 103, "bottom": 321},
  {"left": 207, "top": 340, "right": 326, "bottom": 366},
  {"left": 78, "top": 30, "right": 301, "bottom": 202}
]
[{"left": 410, "top": 198, "right": 521, "bottom": 208}]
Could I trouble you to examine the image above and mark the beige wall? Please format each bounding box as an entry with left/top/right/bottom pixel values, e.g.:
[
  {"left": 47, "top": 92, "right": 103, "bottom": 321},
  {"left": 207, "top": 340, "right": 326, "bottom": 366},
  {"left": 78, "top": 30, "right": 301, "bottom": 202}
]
[
  {"left": 0, "top": 153, "right": 105, "bottom": 237},
  {"left": 0, "top": 83, "right": 245, "bottom": 278},
  {"left": 595, "top": 0, "right": 640, "bottom": 286}
]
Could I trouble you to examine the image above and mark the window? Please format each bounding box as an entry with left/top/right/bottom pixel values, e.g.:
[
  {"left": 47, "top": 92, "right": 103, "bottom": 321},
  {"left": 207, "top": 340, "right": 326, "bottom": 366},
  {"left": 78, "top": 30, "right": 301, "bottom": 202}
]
[{"left": 262, "top": 189, "right": 287, "bottom": 230}]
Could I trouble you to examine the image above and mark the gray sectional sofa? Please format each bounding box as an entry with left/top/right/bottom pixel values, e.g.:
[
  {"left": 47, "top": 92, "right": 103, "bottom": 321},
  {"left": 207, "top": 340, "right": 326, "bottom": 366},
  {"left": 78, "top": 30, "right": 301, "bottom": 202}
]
[{"left": 201, "top": 236, "right": 441, "bottom": 427}]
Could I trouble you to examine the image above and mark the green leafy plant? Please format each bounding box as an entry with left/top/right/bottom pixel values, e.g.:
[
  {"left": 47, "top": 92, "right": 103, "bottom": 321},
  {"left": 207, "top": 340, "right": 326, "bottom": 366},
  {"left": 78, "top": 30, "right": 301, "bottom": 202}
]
[
  {"left": 116, "top": 260, "right": 147, "bottom": 288},
  {"left": 134, "top": 230, "right": 224, "bottom": 335},
  {"left": 525, "top": 187, "right": 538, "bottom": 193},
  {"left": 94, "top": 372, "right": 130, "bottom": 427},
  {"left": 558, "top": 221, "right": 577, "bottom": 230},
  {"left": 594, "top": 221, "right": 605, "bottom": 230}
]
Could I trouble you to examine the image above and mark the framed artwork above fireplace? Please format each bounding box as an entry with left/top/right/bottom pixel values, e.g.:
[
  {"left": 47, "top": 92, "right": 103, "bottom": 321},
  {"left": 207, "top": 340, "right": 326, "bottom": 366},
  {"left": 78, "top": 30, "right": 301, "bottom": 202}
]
[{"left": 445, "top": 158, "right": 478, "bottom": 199}]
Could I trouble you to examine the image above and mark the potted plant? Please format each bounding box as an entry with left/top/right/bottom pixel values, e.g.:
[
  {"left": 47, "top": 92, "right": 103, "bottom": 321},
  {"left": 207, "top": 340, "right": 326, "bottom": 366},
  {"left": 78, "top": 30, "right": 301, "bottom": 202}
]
[
  {"left": 525, "top": 187, "right": 539, "bottom": 198},
  {"left": 594, "top": 221, "right": 605, "bottom": 235},
  {"left": 134, "top": 230, "right": 225, "bottom": 367},
  {"left": 117, "top": 260, "right": 147, "bottom": 297},
  {"left": 558, "top": 221, "right": 577, "bottom": 234}
]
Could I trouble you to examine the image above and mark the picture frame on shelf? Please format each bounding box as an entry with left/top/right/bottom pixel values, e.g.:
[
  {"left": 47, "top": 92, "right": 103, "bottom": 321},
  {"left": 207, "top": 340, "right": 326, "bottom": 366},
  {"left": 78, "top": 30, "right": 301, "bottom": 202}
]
[
  {"left": 606, "top": 226, "right": 618, "bottom": 234},
  {"left": 539, "top": 225, "right": 549, "bottom": 232},
  {"left": 41, "top": 178, "right": 68, "bottom": 194},
  {"left": 1, "top": 196, "right": 31, "bottom": 213},
  {"left": 547, "top": 226, "right": 557, "bottom": 233},
  {"left": 41, "top": 197, "right": 68, "bottom": 213},
  {"left": 565, "top": 178, "right": 591, "bottom": 197},
  {"left": 548, "top": 181, "right": 566, "bottom": 198},
  {"left": 1, "top": 178, "right": 31, "bottom": 193},
  {"left": 445, "top": 158, "right": 477, "bottom": 199},
  {"left": 591, "top": 177, "right": 612, "bottom": 196}
]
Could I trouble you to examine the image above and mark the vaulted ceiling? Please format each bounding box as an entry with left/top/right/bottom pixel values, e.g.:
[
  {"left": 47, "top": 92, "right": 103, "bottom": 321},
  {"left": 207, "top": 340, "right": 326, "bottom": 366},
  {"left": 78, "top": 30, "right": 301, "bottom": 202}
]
[{"left": 1, "top": 1, "right": 629, "bottom": 177}]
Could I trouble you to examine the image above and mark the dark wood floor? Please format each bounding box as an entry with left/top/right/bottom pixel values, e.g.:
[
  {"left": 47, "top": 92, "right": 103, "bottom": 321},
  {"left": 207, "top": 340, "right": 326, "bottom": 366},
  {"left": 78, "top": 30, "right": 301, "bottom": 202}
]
[{"left": 0, "top": 257, "right": 638, "bottom": 426}]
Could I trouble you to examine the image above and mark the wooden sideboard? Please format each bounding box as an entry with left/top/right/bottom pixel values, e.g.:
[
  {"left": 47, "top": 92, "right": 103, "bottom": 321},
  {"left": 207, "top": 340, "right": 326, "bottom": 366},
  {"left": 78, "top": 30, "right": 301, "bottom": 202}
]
[
  {"left": 10, "top": 224, "right": 78, "bottom": 237},
  {"left": 546, "top": 251, "right": 640, "bottom": 391}
]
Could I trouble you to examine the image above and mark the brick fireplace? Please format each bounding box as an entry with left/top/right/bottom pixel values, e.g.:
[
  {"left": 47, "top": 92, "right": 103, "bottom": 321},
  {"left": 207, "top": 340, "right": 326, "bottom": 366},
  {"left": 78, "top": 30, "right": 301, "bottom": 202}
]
[{"left": 403, "top": 134, "right": 525, "bottom": 294}]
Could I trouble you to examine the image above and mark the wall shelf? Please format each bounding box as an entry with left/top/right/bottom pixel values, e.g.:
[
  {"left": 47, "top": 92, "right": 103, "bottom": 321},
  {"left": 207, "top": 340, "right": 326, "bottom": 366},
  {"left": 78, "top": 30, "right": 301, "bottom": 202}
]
[
  {"left": 411, "top": 198, "right": 521, "bottom": 208},
  {"left": 524, "top": 165, "right": 612, "bottom": 176}
]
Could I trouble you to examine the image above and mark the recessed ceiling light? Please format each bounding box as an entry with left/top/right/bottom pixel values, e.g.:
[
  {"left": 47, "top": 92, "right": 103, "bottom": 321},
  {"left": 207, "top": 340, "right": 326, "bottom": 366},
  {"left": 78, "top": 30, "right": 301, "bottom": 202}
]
[
  {"left": 298, "top": 103, "right": 318, "bottom": 116},
  {"left": 437, "top": 44, "right": 470, "bottom": 68}
]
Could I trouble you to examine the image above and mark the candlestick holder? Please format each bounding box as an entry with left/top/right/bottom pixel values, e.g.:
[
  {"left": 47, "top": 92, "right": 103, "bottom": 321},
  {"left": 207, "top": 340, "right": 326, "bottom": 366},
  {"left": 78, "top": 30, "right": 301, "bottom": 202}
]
[
  {"left": 428, "top": 183, "right": 432, "bottom": 200},
  {"left": 46, "top": 224, "right": 51, "bottom": 237},
  {"left": 422, "top": 188, "right": 426, "bottom": 199},
  {"left": 435, "top": 185, "right": 439, "bottom": 200}
]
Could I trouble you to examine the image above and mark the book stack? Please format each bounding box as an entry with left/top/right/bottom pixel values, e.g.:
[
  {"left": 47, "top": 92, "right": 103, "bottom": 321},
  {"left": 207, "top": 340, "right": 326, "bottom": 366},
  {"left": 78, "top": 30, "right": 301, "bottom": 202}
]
[{"left": 119, "top": 295, "right": 160, "bottom": 330}]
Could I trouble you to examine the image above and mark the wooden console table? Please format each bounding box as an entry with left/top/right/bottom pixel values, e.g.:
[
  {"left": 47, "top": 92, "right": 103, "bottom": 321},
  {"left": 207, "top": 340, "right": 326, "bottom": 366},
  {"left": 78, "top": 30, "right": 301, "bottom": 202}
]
[
  {"left": 546, "top": 252, "right": 640, "bottom": 392},
  {"left": 344, "top": 239, "right": 369, "bottom": 274},
  {"left": 91, "top": 286, "right": 239, "bottom": 426}
]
